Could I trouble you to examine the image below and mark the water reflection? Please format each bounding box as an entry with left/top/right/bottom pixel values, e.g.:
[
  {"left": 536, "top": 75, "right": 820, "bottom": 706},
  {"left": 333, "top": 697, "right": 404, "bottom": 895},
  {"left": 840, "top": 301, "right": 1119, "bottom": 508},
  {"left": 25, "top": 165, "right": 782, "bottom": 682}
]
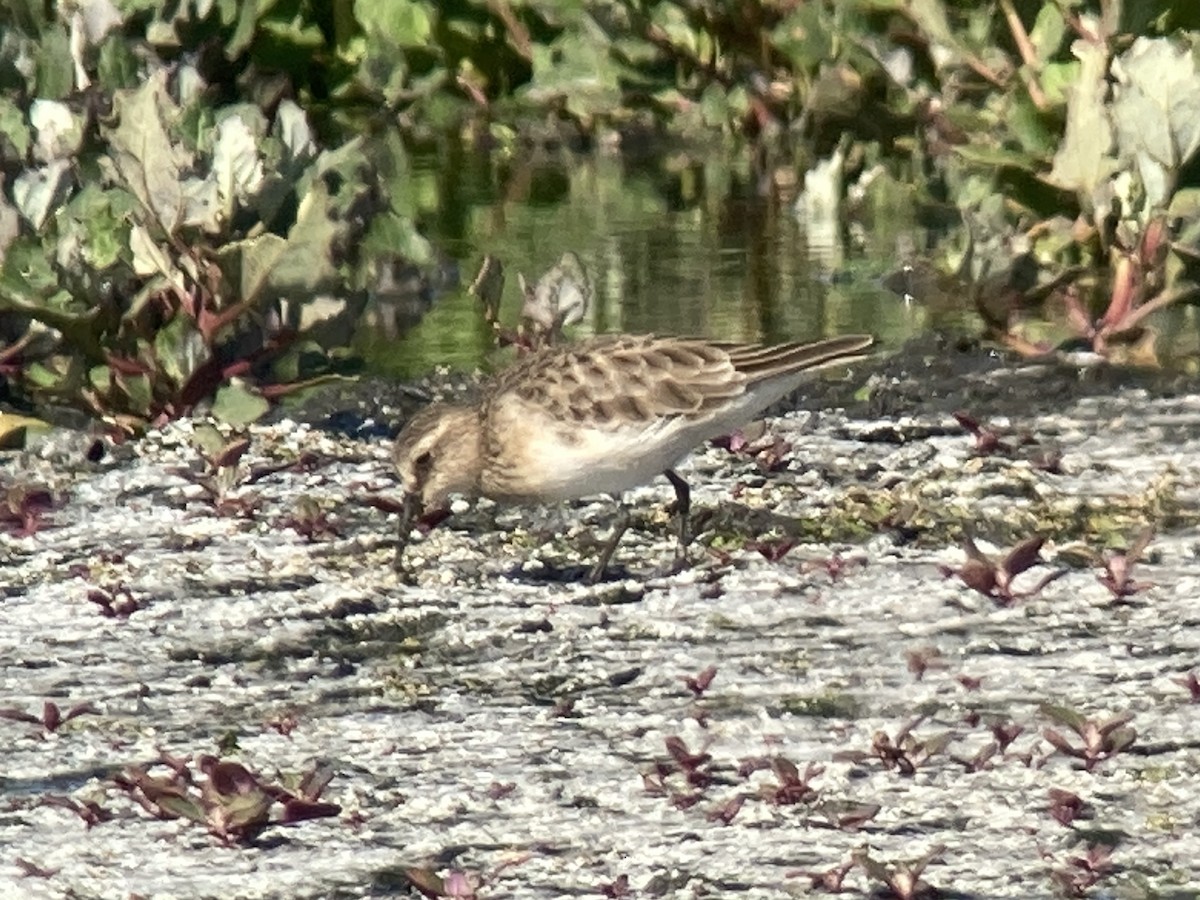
[{"left": 356, "top": 147, "right": 923, "bottom": 379}]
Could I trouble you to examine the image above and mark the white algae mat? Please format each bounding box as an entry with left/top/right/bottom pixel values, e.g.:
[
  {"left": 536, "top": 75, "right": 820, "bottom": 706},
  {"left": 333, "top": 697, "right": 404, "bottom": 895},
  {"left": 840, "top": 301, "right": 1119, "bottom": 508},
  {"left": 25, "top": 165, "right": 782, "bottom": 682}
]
[{"left": 2, "top": 384, "right": 1199, "bottom": 899}]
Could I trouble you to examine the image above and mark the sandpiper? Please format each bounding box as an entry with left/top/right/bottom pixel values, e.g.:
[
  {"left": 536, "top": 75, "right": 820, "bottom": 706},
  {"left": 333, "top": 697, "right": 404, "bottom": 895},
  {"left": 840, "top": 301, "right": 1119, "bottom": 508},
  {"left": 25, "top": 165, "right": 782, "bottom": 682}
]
[{"left": 393, "top": 333, "right": 874, "bottom": 580}]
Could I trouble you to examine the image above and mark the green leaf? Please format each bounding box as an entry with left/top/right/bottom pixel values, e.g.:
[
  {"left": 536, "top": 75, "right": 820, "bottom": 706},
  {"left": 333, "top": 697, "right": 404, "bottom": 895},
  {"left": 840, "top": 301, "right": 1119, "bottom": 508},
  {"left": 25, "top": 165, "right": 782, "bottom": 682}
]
[
  {"left": 104, "top": 71, "right": 189, "bottom": 233},
  {"left": 0, "top": 238, "right": 108, "bottom": 359},
  {"left": 29, "top": 361, "right": 69, "bottom": 389},
  {"left": 30, "top": 99, "right": 83, "bottom": 161},
  {"left": 772, "top": 4, "right": 834, "bottom": 68},
  {"left": 1111, "top": 36, "right": 1200, "bottom": 210},
  {"left": 355, "top": 0, "right": 432, "bottom": 46},
  {"left": 649, "top": 3, "right": 704, "bottom": 56},
  {"left": 1108, "top": 726, "right": 1137, "bottom": 753},
  {"left": 362, "top": 212, "right": 432, "bottom": 266},
  {"left": 371, "top": 130, "right": 418, "bottom": 218},
  {"left": 128, "top": 223, "right": 177, "bottom": 280},
  {"left": 951, "top": 143, "right": 1042, "bottom": 172},
  {"left": 12, "top": 160, "right": 72, "bottom": 230},
  {"left": 61, "top": 185, "right": 135, "bottom": 271},
  {"left": 525, "top": 20, "right": 622, "bottom": 118},
  {"left": 224, "top": 0, "right": 265, "bottom": 57},
  {"left": 190, "top": 424, "right": 228, "bottom": 459},
  {"left": 90, "top": 365, "right": 112, "bottom": 398},
  {"left": 699, "top": 85, "right": 729, "bottom": 129},
  {"left": 257, "top": 11, "right": 328, "bottom": 56},
  {"left": 1039, "top": 703, "right": 1088, "bottom": 736},
  {"left": 1007, "top": 93, "right": 1058, "bottom": 159},
  {"left": 0, "top": 236, "right": 59, "bottom": 297},
  {"left": 0, "top": 412, "right": 51, "bottom": 449},
  {"left": 96, "top": 33, "right": 141, "bottom": 90},
  {"left": 1039, "top": 60, "right": 1079, "bottom": 107},
  {"left": 118, "top": 370, "right": 154, "bottom": 415},
  {"left": 1028, "top": 3, "right": 1067, "bottom": 61},
  {"left": 153, "top": 313, "right": 208, "bottom": 387},
  {"left": 3, "top": 0, "right": 52, "bottom": 34},
  {"left": 221, "top": 787, "right": 272, "bottom": 830},
  {"left": 262, "top": 174, "right": 351, "bottom": 294},
  {"left": 217, "top": 232, "right": 288, "bottom": 305},
  {"left": 0, "top": 97, "right": 31, "bottom": 162},
  {"left": 0, "top": 188, "right": 17, "bottom": 262},
  {"left": 212, "top": 112, "right": 265, "bottom": 212},
  {"left": 1169, "top": 187, "right": 1200, "bottom": 220},
  {"left": 1046, "top": 40, "right": 1116, "bottom": 198},
  {"left": 273, "top": 100, "right": 316, "bottom": 164},
  {"left": 180, "top": 176, "right": 222, "bottom": 231},
  {"left": 901, "top": 0, "right": 970, "bottom": 63},
  {"left": 851, "top": 848, "right": 894, "bottom": 884},
  {"left": 156, "top": 793, "right": 208, "bottom": 824},
  {"left": 35, "top": 25, "right": 74, "bottom": 100},
  {"left": 213, "top": 0, "right": 241, "bottom": 27},
  {"left": 211, "top": 382, "right": 270, "bottom": 425}
]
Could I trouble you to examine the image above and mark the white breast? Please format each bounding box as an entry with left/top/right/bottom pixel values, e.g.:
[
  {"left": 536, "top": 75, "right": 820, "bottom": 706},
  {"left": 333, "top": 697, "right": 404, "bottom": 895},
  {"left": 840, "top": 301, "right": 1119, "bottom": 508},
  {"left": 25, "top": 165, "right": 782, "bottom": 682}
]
[
  {"left": 518, "top": 417, "right": 693, "bottom": 500},
  {"left": 480, "top": 368, "right": 815, "bottom": 503}
]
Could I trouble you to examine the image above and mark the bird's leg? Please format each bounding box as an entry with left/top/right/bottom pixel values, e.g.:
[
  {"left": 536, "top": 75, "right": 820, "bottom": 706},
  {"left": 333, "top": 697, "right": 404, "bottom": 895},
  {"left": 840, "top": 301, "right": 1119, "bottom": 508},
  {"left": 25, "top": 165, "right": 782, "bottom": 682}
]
[
  {"left": 393, "top": 493, "right": 421, "bottom": 576},
  {"left": 588, "top": 503, "right": 631, "bottom": 585},
  {"left": 663, "top": 469, "right": 692, "bottom": 571}
]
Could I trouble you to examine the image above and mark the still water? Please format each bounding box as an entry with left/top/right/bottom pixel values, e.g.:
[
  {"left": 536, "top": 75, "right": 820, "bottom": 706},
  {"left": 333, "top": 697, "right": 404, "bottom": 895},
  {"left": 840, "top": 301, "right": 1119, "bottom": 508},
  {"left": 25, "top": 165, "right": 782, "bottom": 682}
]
[{"left": 355, "top": 144, "right": 928, "bottom": 379}]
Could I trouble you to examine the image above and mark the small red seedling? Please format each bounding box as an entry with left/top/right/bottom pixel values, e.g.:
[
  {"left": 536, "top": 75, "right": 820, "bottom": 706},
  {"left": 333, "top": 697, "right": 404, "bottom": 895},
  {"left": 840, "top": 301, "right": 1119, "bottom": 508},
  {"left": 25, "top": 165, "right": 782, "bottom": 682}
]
[
  {"left": 0, "top": 700, "right": 98, "bottom": 735},
  {"left": 1041, "top": 705, "right": 1136, "bottom": 772},
  {"left": 1096, "top": 527, "right": 1154, "bottom": 599},
  {"left": 940, "top": 535, "right": 1065, "bottom": 606}
]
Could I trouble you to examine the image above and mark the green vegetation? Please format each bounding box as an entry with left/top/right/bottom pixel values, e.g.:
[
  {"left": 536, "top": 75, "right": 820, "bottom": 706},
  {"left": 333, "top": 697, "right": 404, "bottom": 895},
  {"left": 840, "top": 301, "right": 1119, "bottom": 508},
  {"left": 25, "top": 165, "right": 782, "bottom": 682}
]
[{"left": 2, "top": 1, "right": 1200, "bottom": 431}]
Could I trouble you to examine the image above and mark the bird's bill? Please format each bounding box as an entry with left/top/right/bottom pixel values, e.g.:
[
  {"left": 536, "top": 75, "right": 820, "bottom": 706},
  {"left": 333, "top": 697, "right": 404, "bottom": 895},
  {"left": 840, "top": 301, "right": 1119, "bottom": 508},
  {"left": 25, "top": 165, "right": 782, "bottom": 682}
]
[
  {"left": 398, "top": 493, "right": 423, "bottom": 544},
  {"left": 398, "top": 493, "right": 452, "bottom": 541}
]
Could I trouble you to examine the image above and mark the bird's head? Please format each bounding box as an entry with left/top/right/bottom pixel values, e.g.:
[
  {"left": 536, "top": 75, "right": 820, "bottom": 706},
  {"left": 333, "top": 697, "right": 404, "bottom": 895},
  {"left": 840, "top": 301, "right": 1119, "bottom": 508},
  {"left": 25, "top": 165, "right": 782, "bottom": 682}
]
[{"left": 392, "top": 403, "right": 483, "bottom": 526}]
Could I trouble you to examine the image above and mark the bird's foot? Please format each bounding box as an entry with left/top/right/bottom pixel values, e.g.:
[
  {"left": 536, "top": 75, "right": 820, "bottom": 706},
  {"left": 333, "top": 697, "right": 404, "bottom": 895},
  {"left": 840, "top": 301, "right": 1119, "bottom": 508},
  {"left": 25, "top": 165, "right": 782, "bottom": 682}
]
[
  {"left": 587, "top": 511, "right": 632, "bottom": 585},
  {"left": 652, "top": 544, "right": 691, "bottom": 579},
  {"left": 392, "top": 545, "right": 418, "bottom": 584}
]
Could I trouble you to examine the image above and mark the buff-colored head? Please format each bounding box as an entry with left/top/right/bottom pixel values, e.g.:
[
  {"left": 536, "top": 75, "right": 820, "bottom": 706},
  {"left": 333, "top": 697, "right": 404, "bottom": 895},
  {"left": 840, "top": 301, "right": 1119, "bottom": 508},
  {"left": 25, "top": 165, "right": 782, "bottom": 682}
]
[{"left": 392, "top": 403, "right": 483, "bottom": 513}]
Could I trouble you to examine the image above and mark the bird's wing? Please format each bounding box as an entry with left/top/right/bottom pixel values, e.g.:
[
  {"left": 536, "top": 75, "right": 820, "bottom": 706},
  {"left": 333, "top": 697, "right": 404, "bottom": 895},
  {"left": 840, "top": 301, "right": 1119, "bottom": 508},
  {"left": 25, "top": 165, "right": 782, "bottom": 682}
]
[{"left": 496, "top": 335, "right": 748, "bottom": 427}]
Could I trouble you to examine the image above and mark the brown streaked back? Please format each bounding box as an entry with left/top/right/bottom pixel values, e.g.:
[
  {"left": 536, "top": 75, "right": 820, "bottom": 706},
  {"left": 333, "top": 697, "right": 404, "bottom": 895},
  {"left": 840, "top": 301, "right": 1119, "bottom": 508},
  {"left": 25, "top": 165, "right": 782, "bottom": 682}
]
[
  {"left": 725, "top": 334, "right": 876, "bottom": 382},
  {"left": 486, "top": 333, "right": 875, "bottom": 429}
]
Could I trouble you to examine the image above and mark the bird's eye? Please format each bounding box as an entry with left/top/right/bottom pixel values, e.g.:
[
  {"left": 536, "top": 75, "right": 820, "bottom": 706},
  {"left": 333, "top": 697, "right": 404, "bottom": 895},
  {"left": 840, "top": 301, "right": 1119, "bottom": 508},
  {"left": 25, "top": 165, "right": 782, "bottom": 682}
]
[{"left": 414, "top": 451, "right": 433, "bottom": 472}]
